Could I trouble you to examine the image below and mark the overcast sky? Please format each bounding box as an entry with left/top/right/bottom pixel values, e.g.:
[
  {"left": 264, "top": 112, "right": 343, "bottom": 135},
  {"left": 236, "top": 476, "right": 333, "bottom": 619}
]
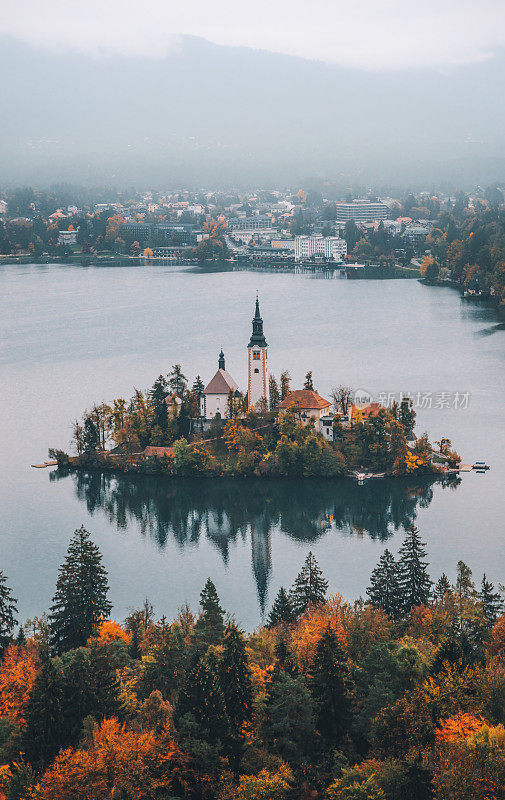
[{"left": 2, "top": 0, "right": 505, "bottom": 70}]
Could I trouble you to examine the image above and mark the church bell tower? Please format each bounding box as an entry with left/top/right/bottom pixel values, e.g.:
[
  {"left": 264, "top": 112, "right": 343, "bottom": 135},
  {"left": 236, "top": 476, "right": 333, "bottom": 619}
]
[{"left": 248, "top": 295, "right": 269, "bottom": 411}]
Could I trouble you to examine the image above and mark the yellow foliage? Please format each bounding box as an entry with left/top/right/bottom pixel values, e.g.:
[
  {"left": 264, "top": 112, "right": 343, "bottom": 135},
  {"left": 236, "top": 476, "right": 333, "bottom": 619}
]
[
  {"left": 92, "top": 619, "right": 131, "bottom": 647},
  {"left": 236, "top": 763, "right": 293, "bottom": 800},
  {"left": 290, "top": 595, "right": 346, "bottom": 672}
]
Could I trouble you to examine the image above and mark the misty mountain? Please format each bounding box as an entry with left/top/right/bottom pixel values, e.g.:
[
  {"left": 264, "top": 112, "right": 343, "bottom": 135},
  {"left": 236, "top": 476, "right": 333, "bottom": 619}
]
[{"left": 1, "top": 35, "right": 505, "bottom": 189}]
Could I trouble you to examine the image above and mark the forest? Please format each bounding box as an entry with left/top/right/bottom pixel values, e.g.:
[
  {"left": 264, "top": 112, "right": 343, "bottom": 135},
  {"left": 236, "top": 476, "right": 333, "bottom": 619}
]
[{"left": 0, "top": 525, "right": 504, "bottom": 799}]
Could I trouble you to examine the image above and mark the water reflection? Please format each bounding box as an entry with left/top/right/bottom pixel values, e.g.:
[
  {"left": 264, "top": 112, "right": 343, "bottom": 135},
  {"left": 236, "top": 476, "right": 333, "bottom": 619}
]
[{"left": 50, "top": 470, "right": 460, "bottom": 610}]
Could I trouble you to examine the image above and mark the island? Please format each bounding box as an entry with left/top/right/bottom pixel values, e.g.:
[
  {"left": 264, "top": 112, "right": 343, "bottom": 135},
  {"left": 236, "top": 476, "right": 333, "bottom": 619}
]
[{"left": 50, "top": 298, "right": 462, "bottom": 481}]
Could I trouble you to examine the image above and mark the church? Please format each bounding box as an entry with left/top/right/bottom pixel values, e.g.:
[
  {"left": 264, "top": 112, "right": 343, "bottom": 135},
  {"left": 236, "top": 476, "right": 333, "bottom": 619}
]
[{"left": 200, "top": 296, "right": 270, "bottom": 422}]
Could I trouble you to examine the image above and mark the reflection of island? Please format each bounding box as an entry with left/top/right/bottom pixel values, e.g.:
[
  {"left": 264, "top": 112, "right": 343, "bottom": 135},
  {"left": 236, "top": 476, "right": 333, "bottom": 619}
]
[{"left": 50, "top": 470, "right": 460, "bottom": 610}]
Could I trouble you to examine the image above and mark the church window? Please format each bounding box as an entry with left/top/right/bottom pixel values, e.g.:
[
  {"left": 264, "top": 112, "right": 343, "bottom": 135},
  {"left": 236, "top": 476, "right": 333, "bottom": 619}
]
[
  {"left": 254, "top": 368, "right": 259, "bottom": 373},
  {"left": 253, "top": 352, "right": 260, "bottom": 360}
]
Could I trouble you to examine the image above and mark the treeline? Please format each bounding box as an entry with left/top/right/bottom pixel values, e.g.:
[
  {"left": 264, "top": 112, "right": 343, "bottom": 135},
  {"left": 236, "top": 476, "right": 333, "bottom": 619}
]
[
  {"left": 57, "top": 371, "right": 451, "bottom": 478},
  {"left": 1, "top": 525, "right": 505, "bottom": 798}
]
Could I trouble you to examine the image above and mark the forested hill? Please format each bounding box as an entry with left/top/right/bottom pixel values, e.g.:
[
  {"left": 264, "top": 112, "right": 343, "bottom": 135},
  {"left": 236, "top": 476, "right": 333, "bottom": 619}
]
[{"left": 1, "top": 35, "right": 505, "bottom": 187}]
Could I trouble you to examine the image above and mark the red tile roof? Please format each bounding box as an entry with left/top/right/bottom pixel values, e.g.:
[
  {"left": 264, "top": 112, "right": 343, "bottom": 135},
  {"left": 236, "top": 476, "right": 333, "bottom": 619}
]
[
  {"left": 351, "top": 402, "right": 383, "bottom": 419},
  {"left": 277, "top": 389, "right": 331, "bottom": 411},
  {"left": 143, "top": 446, "right": 174, "bottom": 458}
]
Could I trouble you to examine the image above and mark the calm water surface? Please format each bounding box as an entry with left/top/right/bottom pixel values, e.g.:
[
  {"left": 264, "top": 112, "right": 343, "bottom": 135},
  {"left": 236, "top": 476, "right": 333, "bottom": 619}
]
[{"left": 1, "top": 263, "right": 504, "bottom": 628}]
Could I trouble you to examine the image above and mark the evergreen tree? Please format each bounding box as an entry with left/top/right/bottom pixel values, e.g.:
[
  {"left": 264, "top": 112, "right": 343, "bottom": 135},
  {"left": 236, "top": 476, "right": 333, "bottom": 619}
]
[
  {"left": 269, "top": 374, "right": 280, "bottom": 410},
  {"left": 149, "top": 375, "right": 169, "bottom": 431},
  {"left": 273, "top": 636, "right": 298, "bottom": 676},
  {"left": 309, "top": 624, "right": 350, "bottom": 744},
  {"left": 399, "top": 396, "right": 416, "bottom": 437},
  {"left": 267, "top": 586, "right": 295, "bottom": 628},
  {"left": 290, "top": 552, "right": 328, "bottom": 616},
  {"left": 303, "top": 371, "right": 314, "bottom": 390},
  {"left": 397, "top": 526, "right": 432, "bottom": 614},
  {"left": 454, "top": 560, "right": 476, "bottom": 601},
  {"left": 177, "top": 648, "right": 230, "bottom": 745},
  {"left": 83, "top": 416, "right": 99, "bottom": 452},
  {"left": 219, "top": 624, "right": 253, "bottom": 767},
  {"left": 261, "top": 672, "right": 316, "bottom": 765},
  {"left": 367, "top": 549, "right": 403, "bottom": 621},
  {"left": 22, "top": 652, "right": 64, "bottom": 767},
  {"left": 280, "top": 370, "right": 291, "bottom": 400},
  {"left": 192, "top": 376, "right": 205, "bottom": 412},
  {"left": 194, "top": 578, "right": 225, "bottom": 647},
  {"left": 433, "top": 573, "right": 451, "bottom": 600},
  {"left": 479, "top": 574, "right": 503, "bottom": 626},
  {"left": 49, "top": 526, "right": 112, "bottom": 654},
  {"left": 0, "top": 571, "right": 17, "bottom": 655},
  {"left": 168, "top": 364, "right": 187, "bottom": 397}
]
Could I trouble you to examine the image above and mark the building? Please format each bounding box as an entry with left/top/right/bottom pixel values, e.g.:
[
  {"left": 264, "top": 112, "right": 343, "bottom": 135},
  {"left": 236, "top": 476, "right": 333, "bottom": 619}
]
[
  {"left": 248, "top": 297, "right": 270, "bottom": 411},
  {"left": 335, "top": 200, "right": 389, "bottom": 222},
  {"left": 228, "top": 215, "right": 272, "bottom": 231},
  {"left": 294, "top": 235, "right": 347, "bottom": 261},
  {"left": 200, "top": 350, "right": 239, "bottom": 420},
  {"left": 277, "top": 389, "right": 331, "bottom": 432},
  {"left": 402, "top": 224, "right": 430, "bottom": 249},
  {"left": 57, "top": 230, "right": 77, "bottom": 246}
]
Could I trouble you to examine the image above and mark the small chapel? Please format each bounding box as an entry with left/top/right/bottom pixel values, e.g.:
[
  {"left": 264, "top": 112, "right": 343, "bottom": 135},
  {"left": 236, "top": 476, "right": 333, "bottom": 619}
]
[{"left": 200, "top": 296, "right": 270, "bottom": 422}]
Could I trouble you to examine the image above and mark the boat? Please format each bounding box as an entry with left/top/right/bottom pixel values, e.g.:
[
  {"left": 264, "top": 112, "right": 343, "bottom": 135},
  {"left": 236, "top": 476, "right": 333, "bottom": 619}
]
[{"left": 472, "top": 461, "right": 490, "bottom": 471}]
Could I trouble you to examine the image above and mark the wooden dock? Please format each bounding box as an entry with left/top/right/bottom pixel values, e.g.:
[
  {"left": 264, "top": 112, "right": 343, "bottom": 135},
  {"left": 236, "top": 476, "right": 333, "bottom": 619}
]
[{"left": 31, "top": 460, "right": 58, "bottom": 469}]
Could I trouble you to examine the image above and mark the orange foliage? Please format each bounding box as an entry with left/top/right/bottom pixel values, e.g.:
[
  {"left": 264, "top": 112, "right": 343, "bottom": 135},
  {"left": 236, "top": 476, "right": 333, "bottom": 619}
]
[
  {"left": 290, "top": 595, "right": 346, "bottom": 672},
  {"left": 436, "top": 713, "right": 484, "bottom": 744},
  {"left": 487, "top": 613, "right": 505, "bottom": 665},
  {"left": 92, "top": 619, "right": 131, "bottom": 647},
  {"left": 0, "top": 643, "right": 39, "bottom": 725},
  {"left": 32, "top": 717, "right": 205, "bottom": 800}
]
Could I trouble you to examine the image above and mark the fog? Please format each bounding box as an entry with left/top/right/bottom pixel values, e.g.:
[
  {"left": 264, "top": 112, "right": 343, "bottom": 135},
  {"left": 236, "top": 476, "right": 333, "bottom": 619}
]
[{"left": 1, "top": 33, "right": 505, "bottom": 189}]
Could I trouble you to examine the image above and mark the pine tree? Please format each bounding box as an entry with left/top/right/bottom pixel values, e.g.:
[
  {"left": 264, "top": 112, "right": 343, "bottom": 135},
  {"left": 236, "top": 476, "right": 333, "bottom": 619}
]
[
  {"left": 455, "top": 560, "right": 475, "bottom": 601},
  {"left": 397, "top": 526, "right": 432, "bottom": 614},
  {"left": 49, "top": 526, "right": 112, "bottom": 654},
  {"left": 219, "top": 624, "right": 253, "bottom": 767},
  {"left": 149, "top": 375, "right": 169, "bottom": 431},
  {"left": 280, "top": 370, "right": 291, "bottom": 400},
  {"left": 367, "top": 549, "right": 402, "bottom": 620},
  {"left": 309, "top": 623, "right": 350, "bottom": 745},
  {"left": 267, "top": 586, "right": 295, "bottom": 628},
  {"left": 433, "top": 573, "right": 451, "bottom": 600},
  {"left": 194, "top": 578, "right": 225, "bottom": 647},
  {"left": 479, "top": 574, "right": 503, "bottom": 626},
  {"left": 399, "top": 396, "right": 416, "bottom": 437},
  {"left": 269, "top": 375, "right": 280, "bottom": 410},
  {"left": 273, "top": 636, "right": 298, "bottom": 676},
  {"left": 22, "top": 652, "right": 64, "bottom": 767},
  {"left": 177, "top": 648, "right": 230, "bottom": 745},
  {"left": 304, "top": 371, "right": 314, "bottom": 390},
  {"left": 168, "top": 364, "right": 187, "bottom": 397},
  {"left": 290, "top": 552, "right": 328, "bottom": 617},
  {"left": 0, "top": 571, "right": 17, "bottom": 654}
]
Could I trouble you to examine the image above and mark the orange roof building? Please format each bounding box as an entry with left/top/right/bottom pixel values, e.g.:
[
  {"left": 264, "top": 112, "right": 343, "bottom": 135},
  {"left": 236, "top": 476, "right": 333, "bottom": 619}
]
[{"left": 277, "top": 389, "right": 331, "bottom": 432}]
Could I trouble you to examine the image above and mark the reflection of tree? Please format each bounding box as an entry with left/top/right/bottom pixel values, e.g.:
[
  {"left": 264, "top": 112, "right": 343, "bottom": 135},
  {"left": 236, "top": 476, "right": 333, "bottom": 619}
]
[{"left": 50, "top": 470, "right": 459, "bottom": 608}]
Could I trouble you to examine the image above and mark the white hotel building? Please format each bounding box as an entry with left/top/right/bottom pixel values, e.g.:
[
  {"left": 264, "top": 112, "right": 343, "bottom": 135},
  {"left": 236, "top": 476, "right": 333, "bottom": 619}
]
[{"left": 294, "top": 235, "right": 347, "bottom": 262}]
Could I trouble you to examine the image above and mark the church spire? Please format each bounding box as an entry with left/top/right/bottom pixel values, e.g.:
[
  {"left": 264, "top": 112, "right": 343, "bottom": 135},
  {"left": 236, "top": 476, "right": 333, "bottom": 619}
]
[
  {"left": 218, "top": 349, "right": 225, "bottom": 370},
  {"left": 248, "top": 294, "right": 267, "bottom": 348}
]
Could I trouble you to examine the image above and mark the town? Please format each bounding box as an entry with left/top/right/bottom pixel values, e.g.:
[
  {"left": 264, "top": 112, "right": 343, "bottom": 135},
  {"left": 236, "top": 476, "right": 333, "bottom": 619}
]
[{"left": 2, "top": 184, "right": 505, "bottom": 302}]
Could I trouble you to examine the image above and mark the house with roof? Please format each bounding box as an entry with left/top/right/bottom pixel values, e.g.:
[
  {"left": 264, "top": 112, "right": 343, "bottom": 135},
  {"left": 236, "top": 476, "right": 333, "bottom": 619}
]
[
  {"left": 200, "top": 350, "right": 239, "bottom": 421},
  {"left": 277, "top": 389, "right": 332, "bottom": 433},
  {"left": 348, "top": 402, "right": 383, "bottom": 426}
]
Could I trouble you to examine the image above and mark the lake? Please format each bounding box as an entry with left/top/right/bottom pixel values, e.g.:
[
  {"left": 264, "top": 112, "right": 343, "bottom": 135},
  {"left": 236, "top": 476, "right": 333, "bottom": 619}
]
[{"left": 1, "top": 262, "right": 504, "bottom": 629}]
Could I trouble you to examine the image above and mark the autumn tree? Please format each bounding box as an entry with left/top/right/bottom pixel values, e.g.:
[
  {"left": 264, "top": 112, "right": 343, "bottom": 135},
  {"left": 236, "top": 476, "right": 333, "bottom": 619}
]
[
  {"left": 331, "top": 385, "right": 353, "bottom": 416},
  {"left": 49, "top": 526, "right": 112, "bottom": 654},
  {"left": 0, "top": 571, "right": 17, "bottom": 655}
]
